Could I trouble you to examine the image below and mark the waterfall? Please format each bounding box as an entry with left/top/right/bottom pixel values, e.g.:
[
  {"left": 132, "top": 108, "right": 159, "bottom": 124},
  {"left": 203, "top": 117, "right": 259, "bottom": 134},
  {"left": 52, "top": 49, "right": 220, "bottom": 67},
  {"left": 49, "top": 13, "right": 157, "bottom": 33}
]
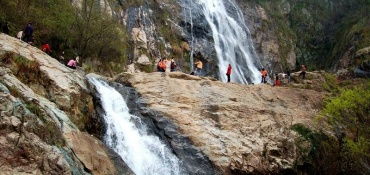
[
  {"left": 89, "top": 78, "right": 184, "bottom": 175},
  {"left": 192, "top": 0, "right": 261, "bottom": 84}
]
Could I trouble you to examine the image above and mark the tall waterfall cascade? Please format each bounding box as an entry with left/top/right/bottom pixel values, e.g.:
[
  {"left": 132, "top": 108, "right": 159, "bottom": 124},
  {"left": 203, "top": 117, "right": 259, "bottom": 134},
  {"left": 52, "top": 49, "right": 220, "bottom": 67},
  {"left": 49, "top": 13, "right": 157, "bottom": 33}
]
[
  {"left": 191, "top": 0, "right": 262, "bottom": 84},
  {"left": 89, "top": 78, "right": 184, "bottom": 175}
]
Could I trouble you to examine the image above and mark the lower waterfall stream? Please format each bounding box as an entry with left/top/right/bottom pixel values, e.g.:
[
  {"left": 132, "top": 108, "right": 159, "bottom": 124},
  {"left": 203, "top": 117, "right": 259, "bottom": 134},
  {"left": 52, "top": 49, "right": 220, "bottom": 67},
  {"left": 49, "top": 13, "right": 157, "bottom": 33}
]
[{"left": 89, "top": 78, "right": 184, "bottom": 175}]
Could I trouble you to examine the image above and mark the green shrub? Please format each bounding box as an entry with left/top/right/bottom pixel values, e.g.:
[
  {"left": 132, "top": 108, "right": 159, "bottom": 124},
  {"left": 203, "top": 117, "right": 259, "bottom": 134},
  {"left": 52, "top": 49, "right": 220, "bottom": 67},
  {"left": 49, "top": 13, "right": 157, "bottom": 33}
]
[
  {"left": 0, "top": 0, "right": 128, "bottom": 75},
  {"left": 293, "top": 81, "right": 370, "bottom": 174},
  {"left": 322, "top": 73, "right": 339, "bottom": 93}
]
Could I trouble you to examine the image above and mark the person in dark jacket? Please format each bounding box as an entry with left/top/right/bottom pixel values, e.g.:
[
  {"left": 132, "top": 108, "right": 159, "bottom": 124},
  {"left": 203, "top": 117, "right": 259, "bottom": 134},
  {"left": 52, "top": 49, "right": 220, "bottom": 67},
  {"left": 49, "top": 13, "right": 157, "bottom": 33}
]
[
  {"left": 299, "top": 65, "right": 307, "bottom": 79},
  {"left": 286, "top": 70, "right": 291, "bottom": 83},
  {"left": 23, "top": 23, "right": 34, "bottom": 43},
  {"left": 2, "top": 22, "right": 10, "bottom": 34}
]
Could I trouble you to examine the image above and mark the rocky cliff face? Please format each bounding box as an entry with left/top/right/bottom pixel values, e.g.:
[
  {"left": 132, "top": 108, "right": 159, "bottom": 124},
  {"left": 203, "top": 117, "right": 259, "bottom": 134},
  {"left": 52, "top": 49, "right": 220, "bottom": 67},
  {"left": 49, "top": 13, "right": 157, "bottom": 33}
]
[
  {"left": 0, "top": 34, "right": 133, "bottom": 174},
  {"left": 93, "top": 0, "right": 369, "bottom": 77},
  {"left": 237, "top": 0, "right": 369, "bottom": 73},
  {"left": 113, "top": 72, "right": 324, "bottom": 174}
]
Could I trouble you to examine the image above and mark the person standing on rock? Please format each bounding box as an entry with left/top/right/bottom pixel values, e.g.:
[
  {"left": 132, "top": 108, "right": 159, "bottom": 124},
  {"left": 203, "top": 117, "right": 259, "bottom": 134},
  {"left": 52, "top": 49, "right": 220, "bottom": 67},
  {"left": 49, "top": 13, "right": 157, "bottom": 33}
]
[
  {"left": 157, "top": 59, "right": 166, "bottom": 72},
  {"left": 165, "top": 58, "right": 171, "bottom": 73},
  {"left": 170, "top": 58, "right": 177, "bottom": 72},
  {"left": 194, "top": 60, "right": 203, "bottom": 76},
  {"left": 226, "top": 64, "right": 232, "bottom": 83},
  {"left": 286, "top": 70, "right": 291, "bottom": 83},
  {"left": 299, "top": 65, "right": 307, "bottom": 79},
  {"left": 2, "top": 22, "right": 10, "bottom": 35},
  {"left": 261, "top": 68, "right": 268, "bottom": 84},
  {"left": 23, "top": 23, "right": 34, "bottom": 44}
]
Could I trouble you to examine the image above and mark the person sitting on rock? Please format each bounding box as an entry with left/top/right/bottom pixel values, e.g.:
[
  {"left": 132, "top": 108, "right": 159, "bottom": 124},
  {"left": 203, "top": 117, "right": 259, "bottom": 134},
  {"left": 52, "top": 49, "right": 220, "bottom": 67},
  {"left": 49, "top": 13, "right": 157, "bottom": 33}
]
[
  {"left": 170, "top": 58, "right": 177, "bottom": 72},
  {"left": 41, "top": 43, "right": 52, "bottom": 55},
  {"left": 261, "top": 68, "right": 268, "bottom": 84},
  {"left": 226, "top": 64, "right": 232, "bottom": 83},
  {"left": 67, "top": 58, "right": 77, "bottom": 69},
  {"left": 274, "top": 74, "right": 282, "bottom": 86},
  {"left": 299, "top": 65, "right": 307, "bottom": 79},
  {"left": 194, "top": 60, "right": 203, "bottom": 76}
]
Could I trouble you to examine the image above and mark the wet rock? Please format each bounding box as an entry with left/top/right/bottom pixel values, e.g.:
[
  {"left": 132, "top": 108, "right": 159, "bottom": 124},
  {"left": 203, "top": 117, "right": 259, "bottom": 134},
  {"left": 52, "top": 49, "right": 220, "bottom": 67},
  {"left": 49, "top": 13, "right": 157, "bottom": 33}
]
[{"left": 109, "top": 81, "right": 220, "bottom": 175}]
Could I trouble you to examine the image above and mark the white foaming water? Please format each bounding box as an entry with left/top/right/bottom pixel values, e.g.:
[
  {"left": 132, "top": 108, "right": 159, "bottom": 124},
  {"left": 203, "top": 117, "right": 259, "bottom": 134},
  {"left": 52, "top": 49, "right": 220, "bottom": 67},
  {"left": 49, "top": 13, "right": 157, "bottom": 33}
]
[
  {"left": 89, "top": 78, "right": 183, "bottom": 175},
  {"left": 196, "top": 0, "right": 261, "bottom": 84}
]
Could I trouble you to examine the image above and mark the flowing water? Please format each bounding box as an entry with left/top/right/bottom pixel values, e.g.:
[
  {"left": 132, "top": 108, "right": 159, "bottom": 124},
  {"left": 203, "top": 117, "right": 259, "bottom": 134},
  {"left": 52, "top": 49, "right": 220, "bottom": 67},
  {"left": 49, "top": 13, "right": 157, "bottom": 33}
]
[
  {"left": 186, "top": 0, "right": 262, "bottom": 84},
  {"left": 89, "top": 78, "right": 183, "bottom": 175}
]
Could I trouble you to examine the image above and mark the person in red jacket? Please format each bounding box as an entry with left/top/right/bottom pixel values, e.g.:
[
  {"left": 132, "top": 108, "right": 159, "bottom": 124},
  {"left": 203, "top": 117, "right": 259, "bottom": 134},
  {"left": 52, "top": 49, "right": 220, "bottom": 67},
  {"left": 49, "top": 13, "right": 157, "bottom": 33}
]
[
  {"left": 41, "top": 43, "right": 52, "bottom": 55},
  {"left": 274, "top": 74, "right": 282, "bottom": 86},
  {"left": 226, "top": 64, "right": 232, "bottom": 83}
]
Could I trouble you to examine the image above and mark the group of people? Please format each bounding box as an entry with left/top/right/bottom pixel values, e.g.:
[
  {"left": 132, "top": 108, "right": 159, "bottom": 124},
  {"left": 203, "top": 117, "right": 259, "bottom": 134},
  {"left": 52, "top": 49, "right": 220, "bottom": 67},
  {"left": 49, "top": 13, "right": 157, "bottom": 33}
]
[
  {"left": 260, "top": 64, "right": 307, "bottom": 86},
  {"left": 2, "top": 22, "right": 311, "bottom": 80},
  {"left": 156, "top": 58, "right": 307, "bottom": 86},
  {"left": 157, "top": 58, "right": 177, "bottom": 72},
  {"left": 0, "top": 22, "right": 80, "bottom": 70}
]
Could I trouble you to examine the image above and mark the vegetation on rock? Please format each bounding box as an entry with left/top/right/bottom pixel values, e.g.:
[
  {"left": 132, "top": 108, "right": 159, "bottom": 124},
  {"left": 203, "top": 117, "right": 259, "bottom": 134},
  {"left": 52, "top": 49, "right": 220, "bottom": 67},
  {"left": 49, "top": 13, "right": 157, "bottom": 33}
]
[
  {"left": 251, "top": 0, "right": 370, "bottom": 70},
  {"left": 0, "top": 0, "right": 128, "bottom": 75},
  {"left": 292, "top": 80, "right": 370, "bottom": 174}
]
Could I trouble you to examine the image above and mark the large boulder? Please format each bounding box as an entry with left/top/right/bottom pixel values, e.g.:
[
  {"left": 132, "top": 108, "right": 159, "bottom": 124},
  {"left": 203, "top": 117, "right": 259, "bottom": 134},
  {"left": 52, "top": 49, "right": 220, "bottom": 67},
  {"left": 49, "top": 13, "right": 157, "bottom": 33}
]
[
  {"left": 0, "top": 34, "right": 131, "bottom": 174},
  {"left": 0, "top": 34, "right": 94, "bottom": 130},
  {"left": 116, "top": 72, "right": 324, "bottom": 174}
]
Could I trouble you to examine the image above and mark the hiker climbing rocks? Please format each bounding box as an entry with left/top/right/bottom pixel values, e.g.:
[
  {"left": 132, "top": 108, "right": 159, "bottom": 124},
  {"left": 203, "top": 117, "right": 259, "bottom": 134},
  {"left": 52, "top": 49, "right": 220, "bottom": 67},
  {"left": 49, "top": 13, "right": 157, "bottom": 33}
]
[
  {"left": 170, "top": 58, "right": 177, "bottom": 72},
  {"left": 226, "top": 64, "right": 232, "bottom": 83},
  {"left": 194, "top": 60, "right": 203, "bottom": 76},
  {"left": 41, "top": 43, "right": 52, "bottom": 55},
  {"left": 23, "top": 23, "right": 34, "bottom": 44},
  {"left": 261, "top": 68, "right": 268, "bottom": 84},
  {"left": 67, "top": 58, "right": 77, "bottom": 69},
  {"left": 299, "top": 65, "right": 307, "bottom": 79}
]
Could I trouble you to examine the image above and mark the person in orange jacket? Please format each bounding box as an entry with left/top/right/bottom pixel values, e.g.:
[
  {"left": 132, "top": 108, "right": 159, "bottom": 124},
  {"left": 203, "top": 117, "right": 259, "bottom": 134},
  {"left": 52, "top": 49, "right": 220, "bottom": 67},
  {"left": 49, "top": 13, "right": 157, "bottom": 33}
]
[
  {"left": 226, "top": 64, "right": 232, "bottom": 83},
  {"left": 261, "top": 68, "right": 268, "bottom": 84},
  {"left": 157, "top": 59, "right": 167, "bottom": 72}
]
